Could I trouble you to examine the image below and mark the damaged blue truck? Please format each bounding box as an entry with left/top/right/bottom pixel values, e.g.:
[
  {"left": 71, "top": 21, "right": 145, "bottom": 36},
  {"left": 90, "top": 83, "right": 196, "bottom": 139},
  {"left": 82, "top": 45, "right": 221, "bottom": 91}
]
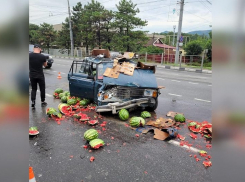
[{"left": 68, "top": 49, "right": 162, "bottom": 114}]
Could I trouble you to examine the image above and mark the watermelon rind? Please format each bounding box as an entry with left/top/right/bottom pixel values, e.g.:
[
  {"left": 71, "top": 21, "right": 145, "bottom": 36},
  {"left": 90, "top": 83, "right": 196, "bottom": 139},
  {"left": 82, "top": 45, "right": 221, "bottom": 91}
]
[
  {"left": 46, "top": 107, "right": 57, "bottom": 116},
  {"left": 188, "top": 122, "right": 197, "bottom": 127}
]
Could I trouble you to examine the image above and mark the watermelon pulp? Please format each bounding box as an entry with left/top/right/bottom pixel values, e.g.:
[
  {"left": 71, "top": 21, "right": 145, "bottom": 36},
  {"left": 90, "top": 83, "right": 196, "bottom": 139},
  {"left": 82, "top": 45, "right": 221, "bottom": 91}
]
[
  {"left": 92, "top": 143, "right": 103, "bottom": 149},
  {"left": 88, "top": 120, "right": 98, "bottom": 125}
]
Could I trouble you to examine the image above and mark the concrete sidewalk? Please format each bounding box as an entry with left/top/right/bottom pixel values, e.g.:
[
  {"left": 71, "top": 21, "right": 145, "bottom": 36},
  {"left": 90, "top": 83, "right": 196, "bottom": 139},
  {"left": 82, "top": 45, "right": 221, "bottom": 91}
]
[{"left": 52, "top": 55, "right": 212, "bottom": 74}]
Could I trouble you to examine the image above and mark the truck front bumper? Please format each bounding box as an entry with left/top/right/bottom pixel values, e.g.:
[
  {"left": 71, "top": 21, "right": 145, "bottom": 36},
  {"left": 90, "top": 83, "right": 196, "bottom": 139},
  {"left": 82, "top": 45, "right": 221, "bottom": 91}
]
[{"left": 95, "top": 98, "right": 151, "bottom": 114}]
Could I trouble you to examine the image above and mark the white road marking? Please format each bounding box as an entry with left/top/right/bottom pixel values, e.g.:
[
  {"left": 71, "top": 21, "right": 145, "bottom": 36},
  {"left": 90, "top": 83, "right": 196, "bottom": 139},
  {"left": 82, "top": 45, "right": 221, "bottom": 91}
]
[
  {"left": 194, "top": 98, "right": 211, "bottom": 103},
  {"left": 61, "top": 72, "right": 66, "bottom": 74},
  {"left": 53, "top": 71, "right": 57, "bottom": 72},
  {"left": 171, "top": 80, "right": 181, "bottom": 82},
  {"left": 168, "top": 140, "right": 201, "bottom": 153},
  {"left": 157, "top": 78, "right": 165, "bottom": 80},
  {"left": 46, "top": 94, "right": 52, "bottom": 97},
  {"left": 188, "top": 82, "right": 198, "bottom": 84},
  {"left": 168, "top": 93, "right": 182, "bottom": 97},
  {"left": 208, "top": 85, "right": 212, "bottom": 86}
]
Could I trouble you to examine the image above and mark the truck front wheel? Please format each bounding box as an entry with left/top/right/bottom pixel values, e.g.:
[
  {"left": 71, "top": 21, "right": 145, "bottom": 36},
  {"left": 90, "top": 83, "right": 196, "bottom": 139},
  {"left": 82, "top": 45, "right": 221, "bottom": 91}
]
[{"left": 147, "top": 98, "right": 158, "bottom": 111}]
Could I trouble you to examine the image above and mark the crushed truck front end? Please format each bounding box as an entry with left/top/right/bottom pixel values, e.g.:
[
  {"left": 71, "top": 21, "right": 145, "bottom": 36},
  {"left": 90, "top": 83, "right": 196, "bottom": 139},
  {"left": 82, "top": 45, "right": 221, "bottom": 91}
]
[{"left": 95, "top": 61, "right": 160, "bottom": 114}]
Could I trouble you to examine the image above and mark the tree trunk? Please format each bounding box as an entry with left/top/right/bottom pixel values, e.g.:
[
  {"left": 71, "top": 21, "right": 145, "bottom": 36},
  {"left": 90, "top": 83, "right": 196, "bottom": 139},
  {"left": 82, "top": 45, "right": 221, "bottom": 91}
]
[
  {"left": 107, "top": 28, "right": 110, "bottom": 50},
  {"left": 47, "top": 43, "right": 50, "bottom": 54},
  {"left": 98, "top": 21, "right": 101, "bottom": 49},
  {"left": 127, "top": 21, "right": 129, "bottom": 52}
]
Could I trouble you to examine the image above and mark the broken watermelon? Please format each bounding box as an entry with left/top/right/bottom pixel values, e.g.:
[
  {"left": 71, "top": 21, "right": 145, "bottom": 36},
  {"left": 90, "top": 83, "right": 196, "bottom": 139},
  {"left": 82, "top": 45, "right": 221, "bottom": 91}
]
[
  {"left": 88, "top": 120, "right": 98, "bottom": 125},
  {"left": 73, "top": 113, "right": 89, "bottom": 121},
  {"left": 58, "top": 103, "right": 72, "bottom": 115},
  {"left": 29, "top": 127, "right": 39, "bottom": 135}
]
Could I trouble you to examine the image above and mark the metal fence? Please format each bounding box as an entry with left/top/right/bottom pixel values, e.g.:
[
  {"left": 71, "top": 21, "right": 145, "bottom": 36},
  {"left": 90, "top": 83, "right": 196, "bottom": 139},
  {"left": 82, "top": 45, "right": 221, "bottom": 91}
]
[
  {"left": 137, "top": 52, "right": 206, "bottom": 71},
  {"left": 43, "top": 48, "right": 87, "bottom": 59}
]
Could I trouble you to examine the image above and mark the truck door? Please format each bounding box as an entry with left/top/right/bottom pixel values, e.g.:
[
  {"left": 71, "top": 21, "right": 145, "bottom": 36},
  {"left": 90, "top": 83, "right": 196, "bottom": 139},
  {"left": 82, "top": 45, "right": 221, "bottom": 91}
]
[{"left": 68, "top": 61, "right": 94, "bottom": 100}]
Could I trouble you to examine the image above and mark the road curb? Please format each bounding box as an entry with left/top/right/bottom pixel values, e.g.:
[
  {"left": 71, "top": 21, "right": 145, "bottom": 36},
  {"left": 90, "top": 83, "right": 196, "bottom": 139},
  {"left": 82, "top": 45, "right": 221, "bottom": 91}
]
[{"left": 157, "top": 65, "right": 212, "bottom": 74}]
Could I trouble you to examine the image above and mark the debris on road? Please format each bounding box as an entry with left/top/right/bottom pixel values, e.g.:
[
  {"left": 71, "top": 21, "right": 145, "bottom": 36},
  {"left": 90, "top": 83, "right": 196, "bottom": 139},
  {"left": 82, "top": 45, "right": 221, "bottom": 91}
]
[
  {"left": 153, "top": 129, "right": 169, "bottom": 141},
  {"left": 90, "top": 156, "right": 95, "bottom": 162},
  {"left": 29, "top": 127, "right": 39, "bottom": 135},
  {"left": 146, "top": 117, "right": 175, "bottom": 129},
  {"left": 166, "top": 111, "right": 184, "bottom": 118}
]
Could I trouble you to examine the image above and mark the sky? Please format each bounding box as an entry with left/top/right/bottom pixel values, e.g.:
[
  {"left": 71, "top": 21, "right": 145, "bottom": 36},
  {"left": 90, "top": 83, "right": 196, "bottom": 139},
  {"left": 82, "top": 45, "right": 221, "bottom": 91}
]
[{"left": 29, "top": 0, "right": 212, "bottom": 33}]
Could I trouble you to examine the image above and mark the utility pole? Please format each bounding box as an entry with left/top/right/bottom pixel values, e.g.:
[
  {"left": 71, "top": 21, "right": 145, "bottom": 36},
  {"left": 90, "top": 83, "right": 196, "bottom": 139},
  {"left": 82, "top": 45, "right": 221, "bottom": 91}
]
[
  {"left": 175, "top": 0, "right": 184, "bottom": 64},
  {"left": 67, "top": 0, "right": 74, "bottom": 57},
  {"left": 172, "top": 25, "right": 176, "bottom": 46}
]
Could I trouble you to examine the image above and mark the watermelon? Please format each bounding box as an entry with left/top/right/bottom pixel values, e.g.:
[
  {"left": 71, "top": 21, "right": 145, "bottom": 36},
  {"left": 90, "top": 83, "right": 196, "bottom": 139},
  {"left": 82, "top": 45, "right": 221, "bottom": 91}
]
[
  {"left": 89, "top": 139, "right": 105, "bottom": 149},
  {"left": 88, "top": 120, "right": 98, "bottom": 125},
  {"left": 188, "top": 121, "right": 197, "bottom": 127},
  {"left": 67, "top": 99, "right": 77, "bottom": 105},
  {"left": 61, "top": 96, "right": 67, "bottom": 103},
  {"left": 129, "top": 117, "right": 145, "bottom": 127},
  {"left": 84, "top": 129, "right": 99, "bottom": 141},
  {"left": 118, "top": 109, "right": 129, "bottom": 121},
  {"left": 141, "top": 111, "right": 151, "bottom": 118},
  {"left": 46, "top": 107, "right": 57, "bottom": 116},
  {"left": 54, "top": 88, "right": 63, "bottom": 94},
  {"left": 63, "top": 91, "right": 70, "bottom": 96},
  {"left": 59, "top": 93, "right": 64, "bottom": 98},
  {"left": 79, "top": 99, "right": 90, "bottom": 106},
  {"left": 174, "top": 114, "right": 185, "bottom": 123},
  {"left": 29, "top": 127, "right": 39, "bottom": 135},
  {"left": 76, "top": 97, "right": 82, "bottom": 102},
  {"left": 58, "top": 103, "right": 72, "bottom": 114}
]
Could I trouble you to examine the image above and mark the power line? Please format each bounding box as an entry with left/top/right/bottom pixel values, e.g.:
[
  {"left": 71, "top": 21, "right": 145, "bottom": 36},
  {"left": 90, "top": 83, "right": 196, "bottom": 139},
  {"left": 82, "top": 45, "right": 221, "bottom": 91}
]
[
  {"left": 136, "top": 0, "right": 167, "bottom": 6},
  {"left": 184, "top": 10, "right": 211, "bottom": 23},
  {"left": 206, "top": 0, "right": 212, "bottom": 5}
]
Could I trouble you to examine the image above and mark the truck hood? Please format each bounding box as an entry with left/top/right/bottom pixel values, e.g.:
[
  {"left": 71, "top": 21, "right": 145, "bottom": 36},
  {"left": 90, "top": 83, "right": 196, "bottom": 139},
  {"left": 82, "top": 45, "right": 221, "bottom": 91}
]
[{"left": 102, "top": 63, "right": 158, "bottom": 88}]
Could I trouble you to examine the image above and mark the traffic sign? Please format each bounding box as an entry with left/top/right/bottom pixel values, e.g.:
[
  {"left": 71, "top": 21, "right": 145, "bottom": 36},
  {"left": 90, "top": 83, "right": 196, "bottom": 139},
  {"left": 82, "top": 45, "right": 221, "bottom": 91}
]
[{"left": 179, "top": 36, "right": 183, "bottom": 42}]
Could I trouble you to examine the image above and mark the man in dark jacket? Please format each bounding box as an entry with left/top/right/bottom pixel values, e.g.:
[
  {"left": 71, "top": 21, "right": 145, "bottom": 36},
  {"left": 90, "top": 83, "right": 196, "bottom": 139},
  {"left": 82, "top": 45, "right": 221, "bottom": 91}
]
[{"left": 29, "top": 44, "right": 48, "bottom": 108}]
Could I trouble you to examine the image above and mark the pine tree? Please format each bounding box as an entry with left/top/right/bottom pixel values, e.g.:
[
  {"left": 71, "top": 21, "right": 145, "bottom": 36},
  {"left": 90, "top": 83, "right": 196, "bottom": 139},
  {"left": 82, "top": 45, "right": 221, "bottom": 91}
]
[{"left": 111, "top": 0, "right": 148, "bottom": 52}]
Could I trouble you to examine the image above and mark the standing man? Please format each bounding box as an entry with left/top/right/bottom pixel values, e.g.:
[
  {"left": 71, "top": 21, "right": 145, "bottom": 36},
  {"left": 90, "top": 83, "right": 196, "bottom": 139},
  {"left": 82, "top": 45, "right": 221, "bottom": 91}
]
[{"left": 29, "top": 44, "right": 48, "bottom": 108}]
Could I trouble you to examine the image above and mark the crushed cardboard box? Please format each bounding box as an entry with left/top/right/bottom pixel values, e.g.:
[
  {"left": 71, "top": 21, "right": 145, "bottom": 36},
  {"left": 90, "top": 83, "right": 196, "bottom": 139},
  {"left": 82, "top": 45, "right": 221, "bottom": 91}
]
[
  {"left": 103, "top": 60, "right": 136, "bottom": 78},
  {"left": 146, "top": 117, "right": 175, "bottom": 129},
  {"left": 153, "top": 129, "right": 170, "bottom": 140}
]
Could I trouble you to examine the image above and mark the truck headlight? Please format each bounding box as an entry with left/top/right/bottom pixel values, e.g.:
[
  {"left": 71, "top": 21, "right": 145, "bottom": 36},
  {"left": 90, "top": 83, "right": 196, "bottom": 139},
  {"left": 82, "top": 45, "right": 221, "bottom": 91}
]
[{"left": 144, "top": 89, "right": 157, "bottom": 98}]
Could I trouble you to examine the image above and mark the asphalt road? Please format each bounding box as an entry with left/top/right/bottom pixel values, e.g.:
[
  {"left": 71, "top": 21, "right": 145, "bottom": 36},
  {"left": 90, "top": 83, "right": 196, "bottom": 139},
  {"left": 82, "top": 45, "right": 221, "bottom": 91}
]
[{"left": 29, "top": 58, "right": 212, "bottom": 182}]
